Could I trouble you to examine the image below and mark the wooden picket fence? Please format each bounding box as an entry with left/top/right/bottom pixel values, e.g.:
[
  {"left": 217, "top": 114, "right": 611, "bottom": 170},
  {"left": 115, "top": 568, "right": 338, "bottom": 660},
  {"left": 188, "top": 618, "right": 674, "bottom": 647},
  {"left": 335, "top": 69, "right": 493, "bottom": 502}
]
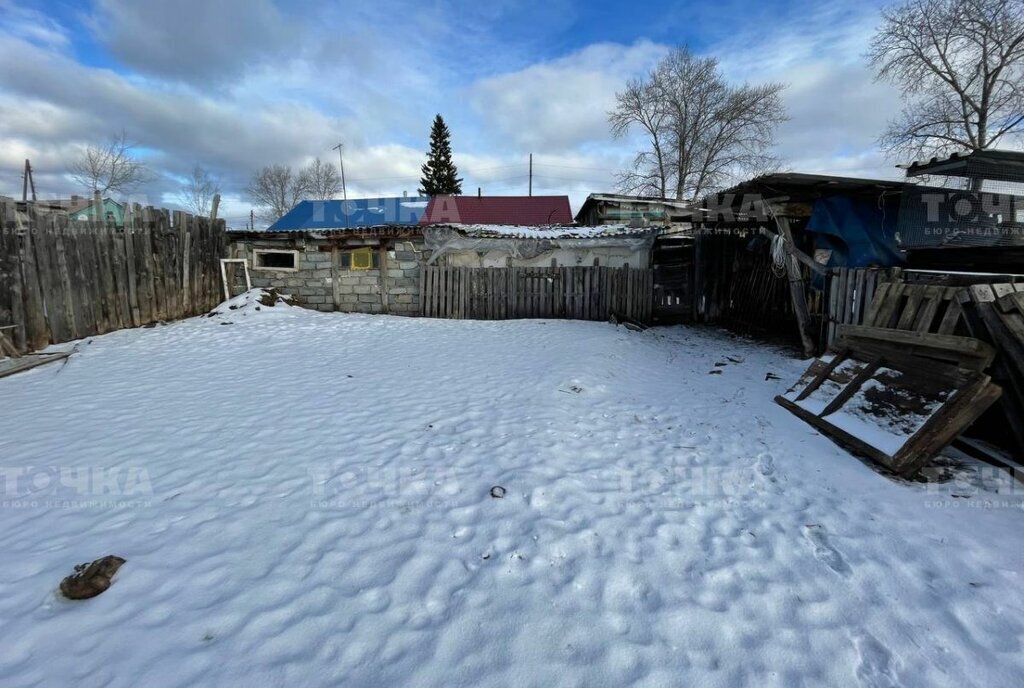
[
  {"left": 824, "top": 267, "right": 893, "bottom": 350},
  {"left": 0, "top": 200, "right": 226, "bottom": 353},
  {"left": 420, "top": 265, "right": 654, "bottom": 323}
]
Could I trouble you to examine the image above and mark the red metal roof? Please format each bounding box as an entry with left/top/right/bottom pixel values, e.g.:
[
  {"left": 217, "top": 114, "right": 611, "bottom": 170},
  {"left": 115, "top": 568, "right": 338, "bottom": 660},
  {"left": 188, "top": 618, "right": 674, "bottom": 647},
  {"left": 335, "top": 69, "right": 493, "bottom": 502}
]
[{"left": 421, "top": 195, "right": 573, "bottom": 226}]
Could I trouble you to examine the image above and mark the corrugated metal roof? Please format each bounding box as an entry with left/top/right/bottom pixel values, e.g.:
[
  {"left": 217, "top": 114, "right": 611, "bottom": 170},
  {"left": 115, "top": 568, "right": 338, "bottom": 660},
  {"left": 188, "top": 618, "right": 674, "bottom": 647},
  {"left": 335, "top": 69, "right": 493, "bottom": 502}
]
[
  {"left": 447, "top": 223, "right": 657, "bottom": 239},
  {"left": 719, "top": 173, "right": 906, "bottom": 199},
  {"left": 899, "top": 149, "right": 1024, "bottom": 181},
  {"left": 421, "top": 196, "right": 573, "bottom": 226},
  {"left": 267, "top": 197, "right": 430, "bottom": 230}
]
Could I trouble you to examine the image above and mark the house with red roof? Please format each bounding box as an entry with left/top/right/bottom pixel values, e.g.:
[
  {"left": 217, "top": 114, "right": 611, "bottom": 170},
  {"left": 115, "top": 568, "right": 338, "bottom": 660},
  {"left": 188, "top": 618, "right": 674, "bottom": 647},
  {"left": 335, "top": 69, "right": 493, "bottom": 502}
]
[{"left": 420, "top": 195, "right": 573, "bottom": 226}]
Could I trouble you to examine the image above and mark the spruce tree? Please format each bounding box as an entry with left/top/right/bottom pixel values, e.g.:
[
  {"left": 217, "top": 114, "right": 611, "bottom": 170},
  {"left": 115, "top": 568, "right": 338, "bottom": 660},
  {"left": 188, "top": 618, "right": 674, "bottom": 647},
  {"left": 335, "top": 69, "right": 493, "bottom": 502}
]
[{"left": 418, "top": 114, "right": 463, "bottom": 196}]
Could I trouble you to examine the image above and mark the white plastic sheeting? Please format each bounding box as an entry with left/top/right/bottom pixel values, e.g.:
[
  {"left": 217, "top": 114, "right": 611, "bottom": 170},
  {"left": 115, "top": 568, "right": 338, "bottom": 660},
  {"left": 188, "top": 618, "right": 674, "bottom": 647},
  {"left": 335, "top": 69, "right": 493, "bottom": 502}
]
[{"left": 422, "top": 225, "right": 656, "bottom": 265}]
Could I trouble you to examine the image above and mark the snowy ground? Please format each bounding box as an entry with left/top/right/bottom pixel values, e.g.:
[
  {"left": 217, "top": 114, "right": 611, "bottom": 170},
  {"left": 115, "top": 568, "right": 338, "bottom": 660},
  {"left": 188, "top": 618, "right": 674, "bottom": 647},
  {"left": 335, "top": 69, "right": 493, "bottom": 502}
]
[{"left": 1, "top": 298, "right": 1023, "bottom": 687}]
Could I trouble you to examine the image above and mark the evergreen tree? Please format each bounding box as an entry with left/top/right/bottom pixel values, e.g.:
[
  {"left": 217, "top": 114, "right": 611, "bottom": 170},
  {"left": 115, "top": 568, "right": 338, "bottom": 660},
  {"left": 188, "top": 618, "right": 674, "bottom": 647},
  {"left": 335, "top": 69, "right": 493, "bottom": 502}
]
[{"left": 418, "top": 114, "right": 463, "bottom": 196}]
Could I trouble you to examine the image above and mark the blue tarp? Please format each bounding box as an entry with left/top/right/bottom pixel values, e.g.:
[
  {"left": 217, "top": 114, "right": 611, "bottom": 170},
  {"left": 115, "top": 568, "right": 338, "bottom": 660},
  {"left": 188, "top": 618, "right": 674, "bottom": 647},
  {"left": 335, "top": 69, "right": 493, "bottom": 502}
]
[{"left": 805, "top": 195, "right": 904, "bottom": 272}]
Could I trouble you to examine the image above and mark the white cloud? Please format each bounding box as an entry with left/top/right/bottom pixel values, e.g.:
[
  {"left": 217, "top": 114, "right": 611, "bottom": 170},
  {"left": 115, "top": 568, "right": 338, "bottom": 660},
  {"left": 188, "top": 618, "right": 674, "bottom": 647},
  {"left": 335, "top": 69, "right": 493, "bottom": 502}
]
[
  {"left": 0, "top": 1, "right": 70, "bottom": 49},
  {"left": 88, "top": 0, "right": 295, "bottom": 83},
  {"left": 712, "top": 1, "right": 904, "bottom": 179},
  {"left": 468, "top": 41, "right": 668, "bottom": 153},
  {"left": 0, "top": 0, "right": 917, "bottom": 221}
]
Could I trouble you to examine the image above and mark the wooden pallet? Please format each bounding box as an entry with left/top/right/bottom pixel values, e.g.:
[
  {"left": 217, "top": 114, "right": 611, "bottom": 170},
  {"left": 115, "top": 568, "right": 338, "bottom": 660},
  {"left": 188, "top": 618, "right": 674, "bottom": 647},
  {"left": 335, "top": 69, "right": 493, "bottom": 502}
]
[
  {"left": 788, "top": 278, "right": 1006, "bottom": 477},
  {"left": 776, "top": 344, "right": 1002, "bottom": 478},
  {"left": 862, "top": 282, "right": 965, "bottom": 334},
  {"left": 837, "top": 282, "right": 994, "bottom": 371},
  {"left": 958, "top": 283, "right": 1024, "bottom": 457}
]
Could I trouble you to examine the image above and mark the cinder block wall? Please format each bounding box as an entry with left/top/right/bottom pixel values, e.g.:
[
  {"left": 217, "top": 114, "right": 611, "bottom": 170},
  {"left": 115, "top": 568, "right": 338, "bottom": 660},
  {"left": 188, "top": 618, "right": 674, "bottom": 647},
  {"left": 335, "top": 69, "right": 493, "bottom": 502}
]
[{"left": 231, "top": 237, "right": 429, "bottom": 316}]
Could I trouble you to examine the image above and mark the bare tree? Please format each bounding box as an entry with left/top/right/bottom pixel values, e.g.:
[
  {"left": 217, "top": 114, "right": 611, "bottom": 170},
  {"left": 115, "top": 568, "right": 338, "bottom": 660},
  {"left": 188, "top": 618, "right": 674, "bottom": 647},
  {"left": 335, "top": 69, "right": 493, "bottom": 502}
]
[
  {"left": 298, "top": 157, "right": 341, "bottom": 200},
  {"left": 69, "top": 130, "right": 152, "bottom": 196},
  {"left": 246, "top": 165, "right": 310, "bottom": 222},
  {"left": 610, "top": 79, "right": 671, "bottom": 197},
  {"left": 177, "top": 165, "right": 221, "bottom": 216},
  {"left": 869, "top": 0, "right": 1024, "bottom": 159},
  {"left": 610, "top": 46, "right": 787, "bottom": 202}
]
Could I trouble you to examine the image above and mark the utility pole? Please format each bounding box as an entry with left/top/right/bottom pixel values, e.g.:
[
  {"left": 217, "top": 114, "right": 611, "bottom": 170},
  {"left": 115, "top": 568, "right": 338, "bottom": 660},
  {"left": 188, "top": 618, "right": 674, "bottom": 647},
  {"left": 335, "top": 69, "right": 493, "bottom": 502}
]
[
  {"left": 528, "top": 153, "right": 532, "bottom": 197},
  {"left": 332, "top": 143, "right": 348, "bottom": 201},
  {"left": 21, "top": 160, "right": 37, "bottom": 202},
  {"left": 21, "top": 159, "right": 38, "bottom": 202}
]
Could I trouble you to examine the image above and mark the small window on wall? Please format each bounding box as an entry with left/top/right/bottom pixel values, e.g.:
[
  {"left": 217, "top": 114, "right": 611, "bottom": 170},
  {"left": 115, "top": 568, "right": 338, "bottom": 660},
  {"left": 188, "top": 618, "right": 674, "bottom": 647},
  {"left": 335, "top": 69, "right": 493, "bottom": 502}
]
[
  {"left": 340, "top": 248, "right": 380, "bottom": 271},
  {"left": 253, "top": 249, "right": 298, "bottom": 271}
]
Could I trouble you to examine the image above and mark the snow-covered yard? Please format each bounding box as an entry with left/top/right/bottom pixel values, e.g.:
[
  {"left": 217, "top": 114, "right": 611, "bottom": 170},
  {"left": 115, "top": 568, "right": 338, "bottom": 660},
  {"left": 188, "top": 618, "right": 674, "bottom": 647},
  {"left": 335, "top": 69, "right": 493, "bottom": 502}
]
[{"left": 1, "top": 300, "right": 1022, "bottom": 687}]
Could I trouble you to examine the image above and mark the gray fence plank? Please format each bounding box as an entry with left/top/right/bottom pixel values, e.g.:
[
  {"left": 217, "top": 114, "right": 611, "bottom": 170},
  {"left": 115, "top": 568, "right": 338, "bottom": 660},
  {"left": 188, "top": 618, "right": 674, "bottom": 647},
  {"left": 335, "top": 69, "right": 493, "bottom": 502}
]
[{"left": 420, "top": 265, "right": 654, "bottom": 324}]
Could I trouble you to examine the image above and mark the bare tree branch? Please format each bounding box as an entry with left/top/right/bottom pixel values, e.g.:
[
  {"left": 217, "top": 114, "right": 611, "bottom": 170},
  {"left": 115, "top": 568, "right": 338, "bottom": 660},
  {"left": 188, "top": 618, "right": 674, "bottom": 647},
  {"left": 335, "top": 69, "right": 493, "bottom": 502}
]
[
  {"left": 246, "top": 165, "right": 311, "bottom": 223},
  {"left": 297, "top": 157, "right": 341, "bottom": 200},
  {"left": 177, "top": 164, "right": 221, "bottom": 216},
  {"left": 609, "top": 46, "right": 787, "bottom": 203},
  {"left": 68, "top": 130, "right": 153, "bottom": 196},
  {"left": 869, "top": 0, "right": 1024, "bottom": 159}
]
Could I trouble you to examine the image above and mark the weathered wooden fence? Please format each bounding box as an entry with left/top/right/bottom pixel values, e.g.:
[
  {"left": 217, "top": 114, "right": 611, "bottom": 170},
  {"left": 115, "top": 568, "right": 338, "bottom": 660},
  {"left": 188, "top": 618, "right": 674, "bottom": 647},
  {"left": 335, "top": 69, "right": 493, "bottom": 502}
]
[
  {"left": 693, "top": 230, "right": 804, "bottom": 338},
  {"left": 420, "top": 266, "right": 654, "bottom": 323},
  {"left": 823, "top": 267, "right": 893, "bottom": 350},
  {"left": 823, "top": 266, "right": 1024, "bottom": 350},
  {"left": 0, "top": 201, "right": 226, "bottom": 353}
]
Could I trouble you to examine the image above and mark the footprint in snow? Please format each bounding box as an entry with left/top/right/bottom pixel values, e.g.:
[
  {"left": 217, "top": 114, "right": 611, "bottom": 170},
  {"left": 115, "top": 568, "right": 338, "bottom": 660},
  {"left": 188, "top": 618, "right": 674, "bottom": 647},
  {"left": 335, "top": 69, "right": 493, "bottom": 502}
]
[
  {"left": 852, "top": 632, "right": 899, "bottom": 688},
  {"left": 802, "top": 524, "right": 851, "bottom": 577},
  {"left": 756, "top": 453, "right": 775, "bottom": 478}
]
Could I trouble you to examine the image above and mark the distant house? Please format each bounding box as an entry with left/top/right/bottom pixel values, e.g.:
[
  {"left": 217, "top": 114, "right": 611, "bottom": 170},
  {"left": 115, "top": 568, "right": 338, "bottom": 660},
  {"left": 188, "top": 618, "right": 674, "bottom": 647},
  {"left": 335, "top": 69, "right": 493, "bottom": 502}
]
[
  {"left": 420, "top": 195, "right": 573, "bottom": 226},
  {"left": 229, "top": 196, "right": 431, "bottom": 316},
  {"left": 8, "top": 195, "right": 125, "bottom": 228},
  {"left": 575, "top": 193, "right": 692, "bottom": 230},
  {"left": 66, "top": 197, "right": 125, "bottom": 227}
]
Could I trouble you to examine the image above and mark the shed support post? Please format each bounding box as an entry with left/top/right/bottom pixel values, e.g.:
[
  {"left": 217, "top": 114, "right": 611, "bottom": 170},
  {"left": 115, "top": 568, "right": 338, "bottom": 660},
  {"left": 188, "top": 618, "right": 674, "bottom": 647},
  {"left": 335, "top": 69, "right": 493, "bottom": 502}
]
[
  {"left": 331, "top": 246, "right": 341, "bottom": 311},
  {"left": 775, "top": 215, "right": 816, "bottom": 357},
  {"left": 379, "top": 240, "right": 390, "bottom": 314}
]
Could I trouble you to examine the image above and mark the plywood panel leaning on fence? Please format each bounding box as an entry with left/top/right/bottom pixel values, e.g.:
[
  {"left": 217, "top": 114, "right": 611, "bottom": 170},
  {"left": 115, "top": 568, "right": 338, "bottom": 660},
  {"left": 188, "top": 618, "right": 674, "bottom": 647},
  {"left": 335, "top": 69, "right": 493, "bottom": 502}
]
[{"left": 0, "top": 199, "right": 227, "bottom": 355}]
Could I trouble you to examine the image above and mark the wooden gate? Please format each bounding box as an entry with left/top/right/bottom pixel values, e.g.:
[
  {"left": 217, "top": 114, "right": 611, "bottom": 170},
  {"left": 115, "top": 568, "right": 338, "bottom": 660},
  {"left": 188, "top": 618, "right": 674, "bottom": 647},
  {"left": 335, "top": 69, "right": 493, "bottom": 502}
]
[{"left": 420, "top": 266, "right": 653, "bottom": 323}]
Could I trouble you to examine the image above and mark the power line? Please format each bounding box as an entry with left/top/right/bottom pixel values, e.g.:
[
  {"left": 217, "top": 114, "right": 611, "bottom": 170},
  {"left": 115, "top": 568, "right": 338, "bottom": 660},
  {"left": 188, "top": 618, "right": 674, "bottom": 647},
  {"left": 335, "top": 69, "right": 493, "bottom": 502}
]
[
  {"left": 530, "top": 174, "right": 617, "bottom": 184},
  {"left": 532, "top": 162, "right": 628, "bottom": 173},
  {"left": 346, "top": 166, "right": 528, "bottom": 185}
]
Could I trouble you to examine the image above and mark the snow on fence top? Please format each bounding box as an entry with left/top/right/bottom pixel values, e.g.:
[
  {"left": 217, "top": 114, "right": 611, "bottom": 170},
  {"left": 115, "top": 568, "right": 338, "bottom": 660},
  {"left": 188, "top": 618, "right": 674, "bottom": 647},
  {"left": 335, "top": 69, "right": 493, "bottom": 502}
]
[{"left": 445, "top": 223, "right": 657, "bottom": 239}]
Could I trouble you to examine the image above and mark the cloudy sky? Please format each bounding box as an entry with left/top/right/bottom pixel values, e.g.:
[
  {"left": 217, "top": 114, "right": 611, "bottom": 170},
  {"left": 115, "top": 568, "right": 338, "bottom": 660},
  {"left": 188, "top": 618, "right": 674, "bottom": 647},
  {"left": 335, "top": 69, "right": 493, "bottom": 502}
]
[{"left": 0, "top": 0, "right": 905, "bottom": 225}]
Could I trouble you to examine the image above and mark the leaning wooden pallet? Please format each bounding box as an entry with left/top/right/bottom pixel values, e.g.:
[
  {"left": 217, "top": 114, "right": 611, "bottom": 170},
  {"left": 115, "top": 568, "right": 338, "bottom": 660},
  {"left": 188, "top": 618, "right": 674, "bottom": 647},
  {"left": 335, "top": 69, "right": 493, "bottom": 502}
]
[
  {"left": 958, "top": 283, "right": 1024, "bottom": 458},
  {"left": 777, "top": 282, "right": 1005, "bottom": 478}
]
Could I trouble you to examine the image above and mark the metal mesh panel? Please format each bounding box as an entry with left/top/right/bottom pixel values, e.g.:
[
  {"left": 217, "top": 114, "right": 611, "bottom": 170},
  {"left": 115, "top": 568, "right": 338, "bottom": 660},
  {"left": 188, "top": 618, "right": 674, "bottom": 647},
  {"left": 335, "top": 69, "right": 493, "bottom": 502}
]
[{"left": 897, "top": 154, "right": 1024, "bottom": 249}]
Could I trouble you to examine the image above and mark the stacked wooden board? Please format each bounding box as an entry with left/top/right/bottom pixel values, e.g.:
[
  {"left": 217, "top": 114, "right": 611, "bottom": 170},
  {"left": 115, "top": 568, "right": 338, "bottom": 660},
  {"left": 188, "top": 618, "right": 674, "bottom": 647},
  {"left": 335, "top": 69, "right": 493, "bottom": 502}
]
[
  {"left": 958, "top": 284, "right": 1024, "bottom": 457},
  {"left": 0, "top": 325, "right": 70, "bottom": 380},
  {"left": 777, "top": 282, "right": 1005, "bottom": 478}
]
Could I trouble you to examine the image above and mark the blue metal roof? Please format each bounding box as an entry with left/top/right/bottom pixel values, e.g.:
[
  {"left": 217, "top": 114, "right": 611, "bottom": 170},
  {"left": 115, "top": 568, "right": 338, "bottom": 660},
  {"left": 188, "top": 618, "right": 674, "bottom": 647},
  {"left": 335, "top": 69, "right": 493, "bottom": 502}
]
[{"left": 267, "top": 197, "right": 430, "bottom": 230}]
